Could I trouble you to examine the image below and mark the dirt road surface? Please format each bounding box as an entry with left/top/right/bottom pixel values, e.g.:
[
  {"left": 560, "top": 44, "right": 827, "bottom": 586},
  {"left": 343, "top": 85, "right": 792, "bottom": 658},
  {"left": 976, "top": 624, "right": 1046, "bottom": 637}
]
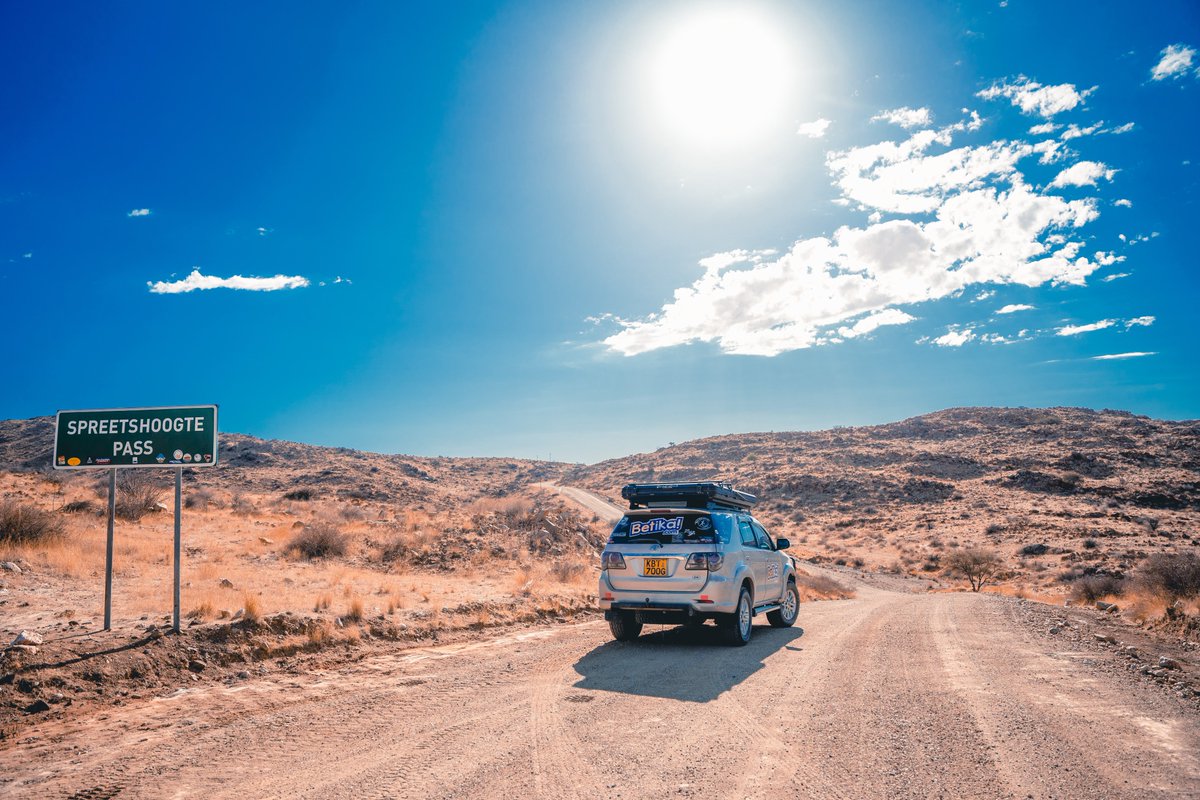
[
  {"left": 536, "top": 483, "right": 624, "bottom": 523},
  {"left": 3, "top": 574, "right": 1198, "bottom": 799}
]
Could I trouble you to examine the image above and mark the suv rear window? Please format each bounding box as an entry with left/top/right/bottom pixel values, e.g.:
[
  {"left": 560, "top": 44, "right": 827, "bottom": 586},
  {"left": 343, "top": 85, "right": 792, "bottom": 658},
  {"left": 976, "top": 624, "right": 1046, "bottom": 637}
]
[{"left": 608, "top": 511, "right": 731, "bottom": 544}]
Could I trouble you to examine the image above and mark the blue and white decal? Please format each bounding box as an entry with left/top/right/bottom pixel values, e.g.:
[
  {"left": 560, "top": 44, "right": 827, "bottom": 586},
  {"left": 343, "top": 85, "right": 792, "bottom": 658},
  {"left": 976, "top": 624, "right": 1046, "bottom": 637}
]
[{"left": 629, "top": 516, "right": 684, "bottom": 536}]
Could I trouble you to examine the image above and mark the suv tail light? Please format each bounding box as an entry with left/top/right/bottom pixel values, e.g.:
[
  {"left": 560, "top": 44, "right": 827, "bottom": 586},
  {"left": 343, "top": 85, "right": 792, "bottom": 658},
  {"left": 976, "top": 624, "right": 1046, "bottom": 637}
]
[
  {"left": 685, "top": 552, "right": 723, "bottom": 571},
  {"left": 601, "top": 552, "right": 627, "bottom": 570}
]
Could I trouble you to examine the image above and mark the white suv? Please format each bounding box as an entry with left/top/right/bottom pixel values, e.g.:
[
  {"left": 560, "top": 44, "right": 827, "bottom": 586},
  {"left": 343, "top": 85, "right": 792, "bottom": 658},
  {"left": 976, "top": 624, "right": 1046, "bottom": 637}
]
[{"left": 598, "top": 483, "right": 799, "bottom": 646}]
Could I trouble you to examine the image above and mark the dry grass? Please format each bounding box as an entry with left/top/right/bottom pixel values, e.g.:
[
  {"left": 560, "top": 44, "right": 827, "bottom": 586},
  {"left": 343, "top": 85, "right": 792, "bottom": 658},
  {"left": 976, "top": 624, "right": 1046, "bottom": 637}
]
[
  {"left": 344, "top": 596, "right": 364, "bottom": 623},
  {"left": 242, "top": 594, "right": 261, "bottom": 623},
  {"left": 794, "top": 570, "right": 855, "bottom": 602}
]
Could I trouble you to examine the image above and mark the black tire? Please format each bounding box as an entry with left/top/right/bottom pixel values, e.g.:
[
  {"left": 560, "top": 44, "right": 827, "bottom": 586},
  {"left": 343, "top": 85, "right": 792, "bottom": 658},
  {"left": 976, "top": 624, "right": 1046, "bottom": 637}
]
[
  {"left": 767, "top": 580, "right": 799, "bottom": 628},
  {"left": 720, "top": 587, "right": 753, "bottom": 647},
  {"left": 608, "top": 612, "right": 642, "bottom": 642}
]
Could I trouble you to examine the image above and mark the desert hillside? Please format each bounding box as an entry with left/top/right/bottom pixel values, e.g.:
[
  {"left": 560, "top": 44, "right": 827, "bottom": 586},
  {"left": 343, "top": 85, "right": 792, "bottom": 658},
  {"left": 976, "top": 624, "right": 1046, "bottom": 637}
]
[
  {"left": 566, "top": 407, "right": 1200, "bottom": 598},
  {"left": 0, "top": 416, "right": 567, "bottom": 509}
]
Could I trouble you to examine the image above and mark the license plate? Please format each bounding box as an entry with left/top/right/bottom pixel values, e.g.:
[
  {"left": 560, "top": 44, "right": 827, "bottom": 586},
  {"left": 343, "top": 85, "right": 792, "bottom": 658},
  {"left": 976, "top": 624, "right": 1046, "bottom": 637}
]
[{"left": 643, "top": 557, "right": 668, "bottom": 577}]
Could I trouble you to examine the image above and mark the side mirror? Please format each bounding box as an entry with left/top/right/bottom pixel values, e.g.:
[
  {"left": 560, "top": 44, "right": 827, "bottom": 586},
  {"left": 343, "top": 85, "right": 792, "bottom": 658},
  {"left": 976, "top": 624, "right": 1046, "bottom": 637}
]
[{"left": 775, "top": 538, "right": 790, "bottom": 551}]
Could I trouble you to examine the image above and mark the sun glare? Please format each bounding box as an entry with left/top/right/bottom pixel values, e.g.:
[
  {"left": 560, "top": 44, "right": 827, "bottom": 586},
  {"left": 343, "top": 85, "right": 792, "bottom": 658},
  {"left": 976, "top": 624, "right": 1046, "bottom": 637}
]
[{"left": 648, "top": 8, "right": 794, "bottom": 149}]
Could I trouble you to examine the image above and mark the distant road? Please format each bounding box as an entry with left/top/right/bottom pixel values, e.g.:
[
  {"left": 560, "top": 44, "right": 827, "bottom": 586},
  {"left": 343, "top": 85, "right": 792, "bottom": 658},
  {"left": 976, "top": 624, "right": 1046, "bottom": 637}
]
[
  {"left": 535, "top": 482, "right": 624, "bottom": 523},
  {"left": 5, "top": 572, "right": 1198, "bottom": 799}
]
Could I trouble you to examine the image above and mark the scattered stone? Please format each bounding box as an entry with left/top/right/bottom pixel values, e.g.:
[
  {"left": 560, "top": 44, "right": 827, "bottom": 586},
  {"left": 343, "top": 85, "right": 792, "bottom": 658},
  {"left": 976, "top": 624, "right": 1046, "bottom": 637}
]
[
  {"left": 1, "top": 562, "right": 21, "bottom": 574},
  {"left": 48, "top": 693, "right": 66, "bottom": 704},
  {"left": 1096, "top": 601, "right": 1117, "bottom": 612},
  {"left": 1095, "top": 633, "right": 1117, "bottom": 645},
  {"left": 1159, "top": 657, "right": 1181, "bottom": 670},
  {"left": 187, "top": 659, "right": 207, "bottom": 673},
  {"left": 23, "top": 699, "right": 51, "bottom": 714},
  {"left": 220, "top": 578, "right": 235, "bottom": 589},
  {"left": 259, "top": 537, "right": 273, "bottom": 545},
  {"left": 1123, "top": 645, "right": 1139, "bottom": 657},
  {"left": 232, "top": 609, "right": 244, "bottom": 621},
  {"left": 237, "top": 670, "right": 251, "bottom": 679},
  {"left": 1049, "top": 626, "right": 1062, "bottom": 635},
  {"left": 9, "top": 645, "right": 37, "bottom": 656},
  {"left": 10, "top": 630, "right": 42, "bottom": 647}
]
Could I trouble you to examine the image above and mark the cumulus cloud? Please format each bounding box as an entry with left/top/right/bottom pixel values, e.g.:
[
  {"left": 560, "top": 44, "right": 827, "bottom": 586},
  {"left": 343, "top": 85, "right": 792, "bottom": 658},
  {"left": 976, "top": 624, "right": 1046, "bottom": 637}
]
[
  {"left": 148, "top": 268, "right": 310, "bottom": 294},
  {"left": 1125, "top": 315, "right": 1155, "bottom": 328},
  {"left": 1056, "top": 319, "right": 1115, "bottom": 336},
  {"left": 599, "top": 93, "right": 1124, "bottom": 357},
  {"left": 1048, "top": 160, "right": 1117, "bottom": 188},
  {"left": 978, "top": 77, "right": 1095, "bottom": 117},
  {"left": 1028, "top": 122, "right": 1060, "bottom": 135},
  {"left": 797, "top": 118, "right": 832, "bottom": 138},
  {"left": 1092, "top": 351, "right": 1156, "bottom": 360},
  {"left": 932, "top": 327, "right": 975, "bottom": 347},
  {"left": 871, "top": 107, "right": 933, "bottom": 129},
  {"left": 996, "top": 303, "right": 1034, "bottom": 314},
  {"left": 1150, "top": 44, "right": 1196, "bottom": 81},
  {"left": 837, "top": 308, "right": 916, "bottom": 339},
  {"left": 1114, "top": 198, "right": 1132, "bottom": 208},
  {"left": 127, "top": 208, "right": 151, "bottom": 217}
]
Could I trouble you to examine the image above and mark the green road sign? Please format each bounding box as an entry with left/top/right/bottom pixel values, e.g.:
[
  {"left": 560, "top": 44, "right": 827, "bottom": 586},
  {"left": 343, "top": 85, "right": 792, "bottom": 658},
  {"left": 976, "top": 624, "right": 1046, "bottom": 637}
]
[{"left": 54, "top": 405, "right": 219, "bottom": 469}]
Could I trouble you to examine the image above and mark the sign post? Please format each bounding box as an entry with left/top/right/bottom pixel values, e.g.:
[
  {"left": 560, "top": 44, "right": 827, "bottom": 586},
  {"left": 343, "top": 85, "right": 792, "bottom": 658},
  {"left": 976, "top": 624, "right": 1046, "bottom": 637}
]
[{"left": 54, "top": 405, "right": 219, "bottom": 634}]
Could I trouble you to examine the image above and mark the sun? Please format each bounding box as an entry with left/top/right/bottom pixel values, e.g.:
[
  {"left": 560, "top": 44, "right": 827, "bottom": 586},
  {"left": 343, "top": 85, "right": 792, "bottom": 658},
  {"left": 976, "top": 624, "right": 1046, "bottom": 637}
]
[{"left": 647, "top": 8, "right": 795, "bottom": 150}]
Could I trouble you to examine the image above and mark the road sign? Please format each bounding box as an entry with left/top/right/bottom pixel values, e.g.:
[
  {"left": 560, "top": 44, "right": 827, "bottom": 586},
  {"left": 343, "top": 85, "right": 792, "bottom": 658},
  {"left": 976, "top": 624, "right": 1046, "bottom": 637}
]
[{"left": 53, "top": 405, "right": 218, "bottom": 469}]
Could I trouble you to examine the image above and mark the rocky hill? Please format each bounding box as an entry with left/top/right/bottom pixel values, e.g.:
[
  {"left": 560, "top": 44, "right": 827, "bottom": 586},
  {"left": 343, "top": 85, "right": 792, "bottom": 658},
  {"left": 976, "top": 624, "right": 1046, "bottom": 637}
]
[
  {"left": 0, "top": 416, "right": 566, "bottom": 510},
  {"left": 565, "top": 407, "right": 1200, "bottom": 585}
]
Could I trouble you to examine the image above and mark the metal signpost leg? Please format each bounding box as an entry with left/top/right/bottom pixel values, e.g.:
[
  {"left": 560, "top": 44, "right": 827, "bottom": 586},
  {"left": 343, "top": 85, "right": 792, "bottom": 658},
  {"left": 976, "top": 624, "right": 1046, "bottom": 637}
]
[
  {"left": 173, "top": 467, "right": 182, "bottom": 634},
  {"left": 104, "top": 468, "right": 115, "bottom": 631}
]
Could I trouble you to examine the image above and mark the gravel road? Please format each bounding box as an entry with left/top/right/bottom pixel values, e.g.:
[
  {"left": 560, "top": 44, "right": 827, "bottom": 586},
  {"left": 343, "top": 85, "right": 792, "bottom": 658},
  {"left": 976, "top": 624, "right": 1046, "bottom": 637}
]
[{"left": 4, "top": 571, "right": 1198, "bottom": 799}]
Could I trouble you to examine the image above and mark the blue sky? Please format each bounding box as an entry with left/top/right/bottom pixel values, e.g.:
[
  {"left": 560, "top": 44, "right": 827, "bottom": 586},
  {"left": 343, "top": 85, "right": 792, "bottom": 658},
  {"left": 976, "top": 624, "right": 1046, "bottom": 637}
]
[{"left": 2, "top": 1, "right": 1197, "bottom": 462}]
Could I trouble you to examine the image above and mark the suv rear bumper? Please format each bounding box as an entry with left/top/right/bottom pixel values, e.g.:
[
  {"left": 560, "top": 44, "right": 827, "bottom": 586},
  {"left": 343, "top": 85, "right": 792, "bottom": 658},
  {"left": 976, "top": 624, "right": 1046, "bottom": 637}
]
[{"left": 598, "top": 574, "right": 740, "bottom": 616}]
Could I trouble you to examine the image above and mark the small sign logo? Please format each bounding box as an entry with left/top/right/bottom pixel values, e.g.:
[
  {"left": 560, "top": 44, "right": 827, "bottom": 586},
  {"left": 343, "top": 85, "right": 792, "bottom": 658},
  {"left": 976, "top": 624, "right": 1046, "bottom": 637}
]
[
  {"left": 156, "top": 454, "right": 166, "bottom": 463},
  {"left": 67, "top": 457, "right": 81, "bottom": 466},
  {"left": 173, "top": 449, "right": 183, "bottom": 460},
  {"left": 57, "top": 456, "right": 65, "bottom": 465},
  {"left": 629, "top": 516, "right": 684, "bottom": 536}
]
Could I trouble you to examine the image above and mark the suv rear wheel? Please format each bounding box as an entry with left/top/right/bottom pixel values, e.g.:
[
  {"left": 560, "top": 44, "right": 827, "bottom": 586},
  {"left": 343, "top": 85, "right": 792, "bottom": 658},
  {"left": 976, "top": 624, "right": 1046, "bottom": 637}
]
[
  {"left": 720, "top": 586, "right": 753, "bottom": 647},
  {"left": 608, "top": 612, "right": 642, "bottom": 642},
  {"left": 767, "top": 579, "right": 799, "bottom": 628}
]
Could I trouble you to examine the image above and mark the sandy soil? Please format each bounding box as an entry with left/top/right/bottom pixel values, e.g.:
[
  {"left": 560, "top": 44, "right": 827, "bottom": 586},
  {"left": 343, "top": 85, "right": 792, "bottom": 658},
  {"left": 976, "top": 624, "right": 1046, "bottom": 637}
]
[{"left": 3, "top": 570, "right": 1197, "bottom": 799}]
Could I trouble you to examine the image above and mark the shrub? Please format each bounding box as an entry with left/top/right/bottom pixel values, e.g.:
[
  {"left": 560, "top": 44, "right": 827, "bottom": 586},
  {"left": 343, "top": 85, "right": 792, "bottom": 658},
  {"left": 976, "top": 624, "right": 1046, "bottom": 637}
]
[
  {"left": 344, "top": 597, "right": 364, "bottom": 623},
  {"left": 231, "top": 492, "right": 256, "bottom": 516},
  {"left": 0, "top": 501, "right": 65, "bottom": 544},
  {"left": 1071, "top": 574, "right": 1124, "bottom": 604},
  {"left": 113, "top": 470, "right": 167, "bottom": 521},
  {"left": 1135, "top": 553, "right": 1200, "bottom": 602},
  {"left": 286, "top": 523, "right": 348, "bottom": 560},
  {"left": 1019, "top": 542, "right": 1049, "bottom": 556},
  {"left": 60, "top": 500, "right": 96, "bottom": 515},
  {"left": 943, "top": 547, "right": 1004, "bottom": 592},
  {"left": 185, "top": 489, "right": 214, "bottom": 510},
  {"left": 283, "top": 488, "right": 315, "bottom": 501},
  {"left": 242, "top": 594, "right": 260, "bottom": 624}
]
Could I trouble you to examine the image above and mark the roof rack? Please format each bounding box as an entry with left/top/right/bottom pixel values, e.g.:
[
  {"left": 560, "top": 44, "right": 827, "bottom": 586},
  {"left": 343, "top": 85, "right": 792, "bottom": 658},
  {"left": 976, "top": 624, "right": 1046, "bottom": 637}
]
[{"left": 621, "top": 482, "right": 756, "bottom": 511}]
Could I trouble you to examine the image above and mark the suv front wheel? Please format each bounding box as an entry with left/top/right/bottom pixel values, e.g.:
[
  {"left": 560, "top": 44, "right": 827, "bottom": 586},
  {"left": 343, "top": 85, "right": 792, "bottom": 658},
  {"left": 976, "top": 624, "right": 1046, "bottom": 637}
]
[
  {"left": 609, "top": 611, "right": 642, "bottom": 642},
  {"left": 720, "top": 587, "right": 753, "bottom": 647}
]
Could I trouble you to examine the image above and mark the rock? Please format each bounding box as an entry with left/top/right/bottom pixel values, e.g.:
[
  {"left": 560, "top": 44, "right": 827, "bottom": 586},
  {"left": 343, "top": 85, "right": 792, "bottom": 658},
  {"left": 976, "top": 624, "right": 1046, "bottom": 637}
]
[
  {"left": 219, "top": 578, "right": 234, "bottom": 589},
  {"left": 236, "top": 670, "right": 250, "bottom": 679},
  {"left": 1159, "top": 657, "right": 1181, "bottom": 670},
  {"left": 232, "top": 609, "right": 244, "bottom": 620},
  {"left": 16, "top": 678, "right": 39, "bottom": 694},
  {"left": 1096, "top": 601, "right": 1116, "bottom": 611},
  {"left": 1, "top": 562, "right": 21, "bottom": 574},
  {"left": 23, "top": 699, "right": 51, "bottom": 714},
  {"left": 10, "top": 630, "right": 42, "bottom": 647},
  {"left": 1123, "top": 645, "right": 1139, "bottom": 657},
  {"left": 187, "top": 659, "right": 207, "bottom": 673},
  {"left": 259, "top": 537, "right": 273, "bottom": 545},
  {"left": 1095, "top": 633, "right": 1117, "bottom": 645},
  {"left": 9, "top": 645, "right": 38, "bottom": 656},
  {"left": 1049, "top": 626, "right": 1062, "bottom": 635},
  {"left": 48, "top": 693, "right": 66, "bottom": 704}
]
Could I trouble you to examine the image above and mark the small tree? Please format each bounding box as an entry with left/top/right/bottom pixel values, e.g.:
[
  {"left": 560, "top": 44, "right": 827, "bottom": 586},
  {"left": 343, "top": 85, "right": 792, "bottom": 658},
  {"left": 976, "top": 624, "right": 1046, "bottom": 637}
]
[{"left": 944, "top": 547, "right": 1004, "bottom": 592}]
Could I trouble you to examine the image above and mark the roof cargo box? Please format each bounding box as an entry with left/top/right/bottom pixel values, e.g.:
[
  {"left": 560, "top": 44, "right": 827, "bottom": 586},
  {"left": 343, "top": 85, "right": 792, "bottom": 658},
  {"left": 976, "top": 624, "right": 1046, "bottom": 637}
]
[{"left": 620, "top": 482, "right": 756, "bottom": 511}]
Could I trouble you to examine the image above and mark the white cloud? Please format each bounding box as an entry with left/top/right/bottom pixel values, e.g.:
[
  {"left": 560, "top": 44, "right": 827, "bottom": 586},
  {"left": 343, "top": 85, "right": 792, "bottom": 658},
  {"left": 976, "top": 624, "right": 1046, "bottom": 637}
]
[
  {"left": 932, "top": 327, "right": 975, "bottom": 347},
  {"left": 1114, "top": 198, "right": 1132, "bottom": 208},
  {"left": 22, "top": 252, "right": 32, "bottom": 259},
  {"left": 837, "top": 308, "right": 916, "bottom": 339},
  {"left": 1060, "top": 121, "right": 1103, "bottom": 140},
  {"left": 127, "top": 208, "right": 151, "bottom": 217},
  {"left": 256, "top": 226, "right": 272, "bottom": 237},
  {"left": 996, "top": 303, "right": 1034, "bottom": 314},
  {"left": 600, "top": 104, "right": 1120, "bottom": 357},
  {"left": 1125, "top": 315, "right": 1155, "bottom": 328},
  {"left": 871, "top": 107, "right": 933, "bottom": 129},
  {"left": 1056, "top": 319, "right": 1115, "bottom": 336},
  {"left": 1048, "top": 160, "right": 1117, "bottom": 188},
  {"left": 1150, "top": 44, "right": 1196, "bottom": 81},
  {"left": 1106, "top": 122, "right": 1135, "bottom": 135},
  {"left": 974, "top": 290, "right": 996, "bottom": 302},
  {"left": 1028, "top": 122, "right": 1060, "bottom": 135},
  {"left": 1102, "top": 272, "right": 1131, "bottom": 282},
  {"left": 797, "top": 118, "right": 832, "bottom": 138},
  {"left": 1092, "top": 351, "right": 1156, "bottom": 360},
  {"left": 147, "top": 268, "right": 310, "bottom": 294},
  {"left": 978, "top": 77, "right": 1095, "bottom": 117},
  {"left": 1094, "top": 251, "right": 1125, "bottom": 266}
]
